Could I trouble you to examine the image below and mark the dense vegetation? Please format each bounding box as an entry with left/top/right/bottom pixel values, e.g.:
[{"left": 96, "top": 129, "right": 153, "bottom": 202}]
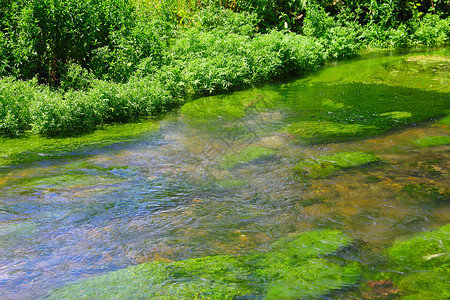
[{"left": 0, "top": 0, "right": 449, "bottom": 137}]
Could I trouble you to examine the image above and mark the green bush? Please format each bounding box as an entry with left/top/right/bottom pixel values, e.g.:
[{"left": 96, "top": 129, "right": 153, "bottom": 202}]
[
  {"left": 413, "top": 14, "right": 449, "bottom": 46},
  {"left": 4, "top": 0, "right": 135, "bottom": 83},
  {"left": 303, "top": 5, "right": 360, "bottom": 58},
  {"left": 0, "top": 78, "right": 35, "bottom": 137},
  {"left": 91, "top": 19, "right": 168, "bottom": 83},
  {"left": 303, "top": 4, "right": 334, "bottom": 38},
  {"left": 194, "top": 6, "right": 259, "bottom": 36},
  {"left": 60, "top": 63, "right": 94, "bottom": 92},
  {"left": 0, "top": 31, "right": 9, "bottom": 76},
  {"left": 31, "top": 89, "right": 99, "bottom": 137}
]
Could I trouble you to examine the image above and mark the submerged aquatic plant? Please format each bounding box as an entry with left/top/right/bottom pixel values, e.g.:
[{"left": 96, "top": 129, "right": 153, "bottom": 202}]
[
  {"left": 294, "top": 151, "right": 380, "bottom": 179},
  {"left": 46, "top": 229, "right": 360, "bottom": 299},
  {"left": 412, "top": 136, "right": 450, "bottom": 147},
  {"left": 383, "top": 224, "right": 450, "bottom": 299},
  {"left": 219, "top": 146, "right": 276, "bottom": 169}
]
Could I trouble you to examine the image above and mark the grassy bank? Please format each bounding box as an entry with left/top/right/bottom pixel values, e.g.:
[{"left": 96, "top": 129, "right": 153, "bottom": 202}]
[{"left": 1, "top": 0, "right": 449, "bottom": 138}]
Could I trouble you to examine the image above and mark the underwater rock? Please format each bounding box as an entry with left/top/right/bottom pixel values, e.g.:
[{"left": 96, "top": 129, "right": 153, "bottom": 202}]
[
  {"left": 294, "top": 151, "right": 380, "bottom": 179},
  {"left": 45, "top": 229, "right": 361, "bottom": 299}
]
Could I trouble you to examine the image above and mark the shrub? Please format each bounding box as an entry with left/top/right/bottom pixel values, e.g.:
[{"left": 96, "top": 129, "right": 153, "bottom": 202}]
[
  {"left": 0, "top": 78, "right": 35, "bottom": 137},
  {"left": 60, "top": 63, "right": 94, "bottom": 92},
  {"left": 31, "top": 89, "right": 99, "bottom": 137},
  {"left": 91, "top": 19, "right": 167, "bottom": 83},
  {"left": 6, "top": 0, "right": 136, "bottom": 83},
  {"left": 413, "top": 14, "right": 449, "bottom": 46},
  {"left": 303, "top": 4, "right": 334, "bottom": 38},
  {"left": 0, "top": 32, "right": 9, "bottom": 76},
  {"left": 324, "top": 24, "right": 361, "bottom": 58},
  {"left": 194, "top": 6, "right": 259, "bottom": 36}
]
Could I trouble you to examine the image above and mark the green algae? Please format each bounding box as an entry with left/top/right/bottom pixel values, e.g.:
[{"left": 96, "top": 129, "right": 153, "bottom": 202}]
[
  {"left": 402, "top": 184, "right": 449, "bottom": 204},
  {"left": 181, "top": 95, "right": 246, "bottom": 121},
  {"left": 379, "top": 111, "right": 412, "bottom": 119},
  {"left": 0, "top": 221, "right": 39, "bottom": 241},
  {"left": 388, "top": 224, "right": 449, "bottom": 270},
  {"left": 322, "top": 99, "right": 346, "bottom": 110},
  {"left": 412, "top": 136, "right": 450, "bottom": 147},
  {"left": 295, "top": 151, "right": 380, "bottom": 179},
  {"left": 180, "top": 89, "right": 280, "bottom": 123},
  {"left": 264, "top": 259, "right": 361, "bottom": 300},
  {"left": 281, "top": 81, "right": 447, "bottom": 144},
  {"left": 438, "top": 114, "right": 450, "bottom": 126},
  {"left": 382, "top": 224, "right": 450, "bottom": 299},
  {"left": 46, "top": 229, "right": 360, "bottom": 299},
  {"left": 279, "top": 51, "right": 449, "bottom": 146},
  {"left": 262, "top": 229, "right": 353, "bottom": 265},
  {"left": 297, "top": 52, "right": 450, "bottom": 93},
  {"left": 20, "top": 173, "right": 122, "bottom": 190},
  {"left": 285, "top": 121, "right": 378, "bottom": 143},
  {"left": 216, "top": 179, "right": 246, "bottom": 189},
  {"left": 219, "top": 146, "right": 276, "bottom": 169},
  {"left": 7, "top": 162, "right": 133, "bottom": 191},
  {"left": 395, "top": 268, "right": 450, "bottom": 300},
  {"left": 0, "top": 120, "right": 159, "bottom": 166}
]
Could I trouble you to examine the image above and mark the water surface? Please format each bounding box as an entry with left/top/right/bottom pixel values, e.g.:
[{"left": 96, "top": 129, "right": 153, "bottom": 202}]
[{"left": 0, "top": 48, "right": 449, "bottom": 299}]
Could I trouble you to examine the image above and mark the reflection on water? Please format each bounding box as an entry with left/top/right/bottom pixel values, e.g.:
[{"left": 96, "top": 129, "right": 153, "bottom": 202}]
[{"left": 0, "top": 49, "right": 449, "bottom": 299}]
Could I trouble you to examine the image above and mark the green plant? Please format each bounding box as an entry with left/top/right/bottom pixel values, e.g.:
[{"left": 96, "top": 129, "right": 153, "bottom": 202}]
[
  {"left": 219, "top": 146, "right": 276, "bottom": 169},
  {"left": 384, "top": 224, "right": 450, "bottom": 299},
  {"left": 60, "top": 63, "right": 93, "bottom": 91},
  {"left": 412, "top": 13, "right": 449, "bottom": 46},
  {"left": 294, "top": 151, "right": 380, "bottom": 179},
  {"left": 0, "top": 77, "right": 35, "bottom": 137},
  {"left": 6, "top": 0, "right": 135, "bottom": 84},
  {"left": 46, "top": 229, "right": 360, "bottom": 299}
]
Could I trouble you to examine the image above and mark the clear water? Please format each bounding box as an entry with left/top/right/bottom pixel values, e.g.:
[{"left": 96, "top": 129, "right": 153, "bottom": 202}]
[{"left": 0, "top": 48, "right": 448, "bottom": 299}]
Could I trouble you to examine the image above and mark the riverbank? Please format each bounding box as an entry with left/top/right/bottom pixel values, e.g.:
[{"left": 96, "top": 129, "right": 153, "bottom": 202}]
[{"left": 1, "top": 1, "right": 449, "bottom": 138}]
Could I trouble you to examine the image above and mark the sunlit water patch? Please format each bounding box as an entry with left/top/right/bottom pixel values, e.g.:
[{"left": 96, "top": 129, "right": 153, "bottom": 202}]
[{"left": 0, "top": 49, "right": 449, "bottom": 299}]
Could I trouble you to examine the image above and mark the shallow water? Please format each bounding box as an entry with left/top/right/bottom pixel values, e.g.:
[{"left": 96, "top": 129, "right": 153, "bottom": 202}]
[{"left": 0, "top": 48, "right": 449, "bottom": 299}]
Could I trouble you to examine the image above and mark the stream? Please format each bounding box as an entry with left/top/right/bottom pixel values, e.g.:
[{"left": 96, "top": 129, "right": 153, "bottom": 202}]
[{"left": 0, "top": 48, "right": 449, "bottom": 299}]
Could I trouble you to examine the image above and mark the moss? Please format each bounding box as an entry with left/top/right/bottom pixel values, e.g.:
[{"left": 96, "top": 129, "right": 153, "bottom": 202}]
[
  {"left": 412, "top": 136, "right": 450, "bottom": 147},
  {"left": 294, "top": 151, "right": 380, "bottom": 179},
  {"left": 284, "top": 121, "right": 379, "bottom": 143},
  {"left": 219, "top": 146, "right": 276, "bottom": 169},
  {"left": 46, "top": 229, "right": 360, "bottom": 299}
]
